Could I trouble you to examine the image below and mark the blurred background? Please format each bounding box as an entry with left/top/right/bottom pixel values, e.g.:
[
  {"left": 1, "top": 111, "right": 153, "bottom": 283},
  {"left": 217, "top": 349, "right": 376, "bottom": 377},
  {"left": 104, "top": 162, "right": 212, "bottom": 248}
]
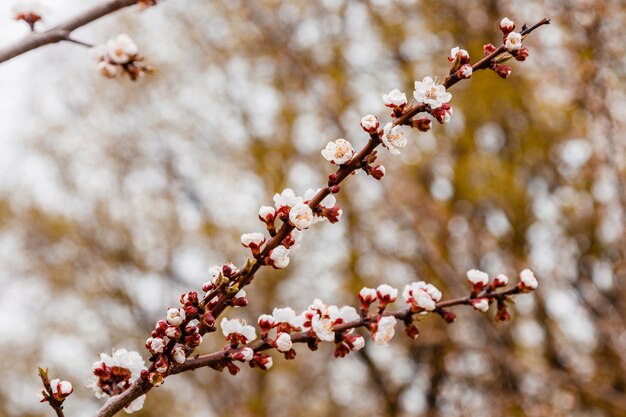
[{"left": 0, "top": 0, "right": 624, "bottom": 416}]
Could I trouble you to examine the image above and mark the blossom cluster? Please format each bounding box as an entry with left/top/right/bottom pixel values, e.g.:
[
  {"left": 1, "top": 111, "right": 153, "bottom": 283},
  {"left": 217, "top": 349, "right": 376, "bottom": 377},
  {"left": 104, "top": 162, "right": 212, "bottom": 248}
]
[
  {"left": 87, "top": 349, "right": 147, "bottom": 414},
  {"left": 95, "top": 34, "right": 154, "bottom": 81},
  {"left": 216, "top": 268, "right": 538, "bottom": 369}
]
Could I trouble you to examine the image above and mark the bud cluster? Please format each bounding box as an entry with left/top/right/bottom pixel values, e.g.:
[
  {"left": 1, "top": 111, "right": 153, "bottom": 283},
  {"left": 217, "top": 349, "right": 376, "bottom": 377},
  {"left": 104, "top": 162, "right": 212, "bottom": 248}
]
[{"left": 95, "top": 34, "right": 155, "bottom": 81}]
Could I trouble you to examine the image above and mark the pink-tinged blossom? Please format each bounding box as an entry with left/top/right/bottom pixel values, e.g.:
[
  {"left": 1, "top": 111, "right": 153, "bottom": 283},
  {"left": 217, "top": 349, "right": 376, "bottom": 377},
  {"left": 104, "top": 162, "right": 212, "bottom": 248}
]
[
  {"left": 311, "top": 314, "right": 335, "bottom": 342},
  {"left": 275, "top": 332, "right": 293, "bottom": 352},
  {"left": 221, "top": 318, "right": 257, "bottom": 343},
  {"left": 431, "top": 103, "right": 453, "bottom": 124},
  {"left": 382, "top": 123, "right": 407, "bottom": 155},
  {"left": 519, "top": 268, "right": 538, "bottom": 291},
  {"left": 471, "top": 298, "right": 490, "bottom": 312},
  {"left": 449, "top": 47, "right": 470, "bottom": 64},
  {"left": 466, "top": 269, "right": 490, "bottom": 288},
  {"left": 233, "top": 347, "right": 254, "bottom": 362},
  {"left": 171, "top": 345, "right": 186, "bottom": 364},
  {"left": 273, "top": 188, "right": 303, "bottom": 209},
  {"left": 500, "top": 17, "right": 515, "bottom": 34},
  {"left": 360, "top": 115, "right": 380, "bottom": 134},
  {"left": 382, "top": 89, "right": 407, "bottom": 109},
  {"left": 145, "top": 337, "right": 165, "bottom": 354},
  {"left": 376, "top": 284, "right": 398, "bottom": 304},
  {"left": 48, "top": 379, "right": 73, "bottom": 402},
  {"left": 272, "top": 307, "right": 303, "bottom": 330},
  {"left": 457, "top": 64, "right": 473, "bottom": 79},
  {"left": 414, "top": 77, "right": 452, "bottom": 109},
  {"left": 97, "top": 61, "right": 121, "bottom": 79},
  {"left": 403, "top": 281, "right": 442, "bottom": 311},
  {"left": 166, "top": 307, "right": 186, "bottom": 326},
  {"left": 328, "top": 305, "right": 360, "bottom": 325},
  {"left": 268, "top": 245, "right": 290, "bottom": 269},
  {"left": 289, "top": 203, "right": 314, "bottom": 230},
  {"left": 241, "top": 232, "right": 265, "bottom": 248},
  {"left": 88, "top": 349, "right": 146, "bottom": 413},
  {"left": 505, "top": 32, "right": 523, "bottom": 51},
  {"left": 258, "top": 314, "right": 276, "bottom": 330},
  {"left": 373, "top": 316, "right": 397, "bottom": 345},
  {"left": 321, "top": 138, "right": 355, "bottom": 165},
  {"left": 493, "top": 274, "right": 509, "bottom": 287},
  {"left": 351, "top": 334, "right": 365, "bottom": 351},
  {"left": 259, "top": 205, "right": 276, "bottom": 222},
  {"left": 358, "top": 287, "right": 377, "bottom": 305}
]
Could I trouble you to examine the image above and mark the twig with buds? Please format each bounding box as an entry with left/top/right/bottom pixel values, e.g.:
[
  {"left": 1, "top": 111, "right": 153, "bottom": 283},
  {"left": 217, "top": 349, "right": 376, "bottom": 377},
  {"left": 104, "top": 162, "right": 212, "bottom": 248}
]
[{"left": 37, "top": 367, "right": 73, "bottom": 417}]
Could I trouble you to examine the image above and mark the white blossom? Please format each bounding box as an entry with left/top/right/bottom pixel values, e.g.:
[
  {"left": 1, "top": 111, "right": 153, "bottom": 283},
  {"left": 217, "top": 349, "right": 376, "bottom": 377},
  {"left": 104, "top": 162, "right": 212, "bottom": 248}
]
[
  {"left": 414, "top": 76, "right": 452, "bottom": 109},
  {"left": 382, "top": 89, "right": 407, "bottom": 108},
  {"left": 466, "top": 269, "right": 490, "bottom": 288},
  {"left": 505, "top": 32, "right": 523, "bottom": 51},
  {"left": 321, "top": 138, "right": 355, "bottom": 165},
  {"left": 238, "top": 347, "right": 254, "bottom": 362},
  {"left": 275, "top": 332, "right": 293, "bottom": 352},
  {"left": 97, "top": 61, "right": 121, "bottom": 78},
  {"left": 471, "top": 298, "right": 490, "bottom": 312},
  {"left": 382, "top": 123, "right": 407, "bottom": 155},
  {"left": 373, "top": 316, "right": 397, "bottom": 345},
  {"left": 311, "top": 314, "right": 335, "bottom": 342},
  {"left": 172, "top": 346, "right": 186, "bottom": 364},
  {"left": 259, "top": 205, "right": 276, "bottom": 221},
  {"left": 289, "top": 203, "right": 314, "bottom": 230},
  {"left": 359, "top": 287, "right": 377, "bottom": 303},
  {"left": 273, "top": 188, "right": 303, "bottom": 209},
  {"left": 500, "top": 17, "right": 515, "bottom": 32},
  {"left": 376, "top": 284, "right": 398, "bottom": 302},
  {"left": 402, "top": 281, "right": 441, "bottom": 311},
  {"left": 351, "top": 335, "right": 365, "bottom": 351},
  {"left": 494, "top": 274, "right": 509, "bottom": 286},
  {"left": 105, "top": 34, "right": 139, "bottom": 64},
  {"left": 269, "top": 245, "right": 290, "bottom": 269},
  {"left": 272, "top": 307, "right": 303, "bottom": 329},
  {"left": 241, "top": 232, "right": 265, "bottom": 248},
  {"left": 519, "top": 268, "right": 538, "bottom": 290},
  {"left": 258, "top": 314, "right": 276, "bottom": 328},
  {"left": 145, "top": 337, "right": 165, "bottom": 354},
  {"left": 360, "top": 114, "right": 380, "bottom": 133},
  {"left": 328, "top": 305, "right": 360, "bottom": 324},
  {"left": 458, "top": 64, "right": 473, "bottom": 79},
  {"left": 450, "top": 47, "right": 469, "bottom": 61},
  {"left": 166, "top": 307, "right": 186, "bottom": 326},
  {"left": 88, "top": 349, "right": 146, "bottom": 403},
  {"left": 220, "top": 318, "right": 257, "bottom": 342}
]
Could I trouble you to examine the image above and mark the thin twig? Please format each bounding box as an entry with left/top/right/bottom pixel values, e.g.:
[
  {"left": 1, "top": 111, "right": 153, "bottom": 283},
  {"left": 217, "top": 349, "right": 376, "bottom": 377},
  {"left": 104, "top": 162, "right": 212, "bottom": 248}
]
[{"left": 0, "top": 0, "right": 138, "bottom": 64}]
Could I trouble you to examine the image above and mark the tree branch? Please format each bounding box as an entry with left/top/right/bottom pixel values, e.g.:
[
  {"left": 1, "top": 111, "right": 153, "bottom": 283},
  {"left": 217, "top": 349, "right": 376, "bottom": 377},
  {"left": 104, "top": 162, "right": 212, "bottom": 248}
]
[{"left": 0, "top": 0, "right": 139, "bottom": 64}]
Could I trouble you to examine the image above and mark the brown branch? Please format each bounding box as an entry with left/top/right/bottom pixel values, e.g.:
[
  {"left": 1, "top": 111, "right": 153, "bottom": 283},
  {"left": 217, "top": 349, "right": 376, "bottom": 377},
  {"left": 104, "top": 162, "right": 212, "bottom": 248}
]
[
  {"left": 92, "top": 17, "right": 549, "bottom": 417},
  {"left": 0, "top": 0, "right": 139, "bottom": 64}
]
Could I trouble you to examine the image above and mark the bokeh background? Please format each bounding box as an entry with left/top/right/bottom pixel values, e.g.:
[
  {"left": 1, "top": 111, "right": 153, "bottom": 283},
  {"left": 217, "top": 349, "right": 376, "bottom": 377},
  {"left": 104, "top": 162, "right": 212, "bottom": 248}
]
[{"left": 0, "top": 0, "right": 625, "bottom": 416}]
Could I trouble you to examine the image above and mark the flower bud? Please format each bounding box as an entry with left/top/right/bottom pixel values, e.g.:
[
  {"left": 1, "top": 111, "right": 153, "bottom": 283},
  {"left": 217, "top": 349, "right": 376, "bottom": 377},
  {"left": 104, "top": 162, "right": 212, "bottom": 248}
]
[
  {"left": 172, "top": 345, "right": 186, "bottom": 364},
  {"left": 499, "top": 17, "right": 515, "bottom": 34},
  {"left": 483, "top": 43, "right": 498, "bottom": 55},
  {"left": 412, "top": 116, "right": 432, "bottom": 132},
  {"left": 515, "top": 47, "right": 529, "bottom": 61},
  {"left": 155, "top": 356, "right": 169, "bottom": 374},
  {"left": 494, "top": 64, "right": 512, "bottom": 79},
  {"left": 457, "top": 64, "right": 473, "bottom": 79},
  {"left": 360, "top": 115, "right": 380, "bottom": 134}
]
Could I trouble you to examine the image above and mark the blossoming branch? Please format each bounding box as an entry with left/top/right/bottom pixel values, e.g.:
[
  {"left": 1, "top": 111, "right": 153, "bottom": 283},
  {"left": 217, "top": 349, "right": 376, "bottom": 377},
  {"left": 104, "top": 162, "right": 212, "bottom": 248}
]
[{"left": 30, "top": 12, "right": 550, "bottom": 417}]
